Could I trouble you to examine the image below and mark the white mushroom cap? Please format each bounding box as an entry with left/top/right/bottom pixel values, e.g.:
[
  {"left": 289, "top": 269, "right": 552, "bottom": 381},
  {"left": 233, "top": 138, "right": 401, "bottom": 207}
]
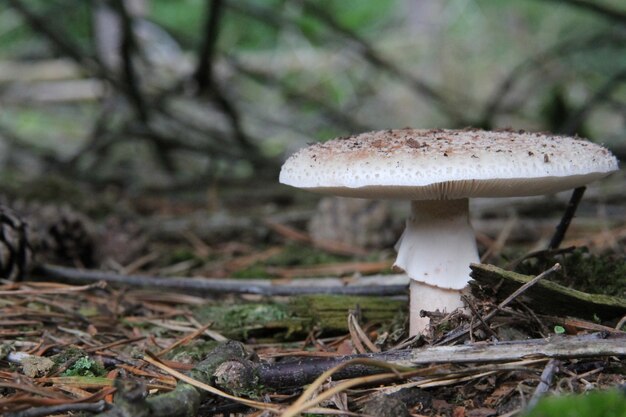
[{"left": 279, "top": 128, "right": 619, "bottom": 199}]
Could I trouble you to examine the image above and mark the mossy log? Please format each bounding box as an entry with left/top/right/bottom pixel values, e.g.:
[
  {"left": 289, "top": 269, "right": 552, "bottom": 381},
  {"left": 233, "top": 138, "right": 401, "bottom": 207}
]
[
  {"left": 192, "top": 295, "right": 406, "bottom": 340},
  {"left": 469, "top": 263, "right": 626, "bottom": 321},
  {"left": 96, "top": 342, "right": 249, "bottom": 417}
]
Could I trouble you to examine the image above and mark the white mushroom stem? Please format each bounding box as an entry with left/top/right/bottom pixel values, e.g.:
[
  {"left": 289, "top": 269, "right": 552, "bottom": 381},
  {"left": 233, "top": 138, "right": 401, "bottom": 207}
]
[{"left": 394, "top": 199, "right": 479, "bottom": 335}]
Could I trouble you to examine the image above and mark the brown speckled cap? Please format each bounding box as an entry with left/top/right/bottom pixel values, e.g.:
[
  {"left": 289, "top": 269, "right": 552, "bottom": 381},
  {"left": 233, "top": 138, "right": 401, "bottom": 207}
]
[{"left": 279, "top": 128, "right": 619, "bottom": 200}]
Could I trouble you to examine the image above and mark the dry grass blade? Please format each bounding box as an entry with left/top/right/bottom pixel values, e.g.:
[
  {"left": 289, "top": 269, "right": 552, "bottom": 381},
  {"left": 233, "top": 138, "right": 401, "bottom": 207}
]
[
  {"left": 347, "top": 313, "right": 380, "bottom": 353},
  {"left": 156, "top": 321, "right": 213, "bottom": 357},
  {"left": 0, "top": 282, "right": 106, "bottom": 295}
]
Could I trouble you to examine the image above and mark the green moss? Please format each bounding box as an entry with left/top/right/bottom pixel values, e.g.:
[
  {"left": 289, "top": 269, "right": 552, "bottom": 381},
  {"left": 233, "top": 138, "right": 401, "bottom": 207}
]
[
  {"left": 193, "top": 302, "right": 302, "bottom": 339},
  {"left": 289, "top": 295, "right": 406, "bottom": 335},
  {"left": 515, "top": 248, "right": 626, "bottom": 297},
  {"left": 524, "top": 390, "right": 626, "bottom": 417},
  {"left": 470, "top": 263, "right": 626, "bottom": 322},
  {"left": 61, "top": 356, "right": 105, "bottom": 378},
  {"left": 168, "top": 340, "right": 220, "bottom": 363},
  {"left": 192, "top": 295, "right": 405, "bottom": 340}
]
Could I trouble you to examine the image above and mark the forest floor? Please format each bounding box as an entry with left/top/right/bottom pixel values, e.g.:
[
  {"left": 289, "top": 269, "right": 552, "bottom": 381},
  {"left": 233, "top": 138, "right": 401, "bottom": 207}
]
[{"left": 0, "top": 170, "right": 625, "bottom": 417}]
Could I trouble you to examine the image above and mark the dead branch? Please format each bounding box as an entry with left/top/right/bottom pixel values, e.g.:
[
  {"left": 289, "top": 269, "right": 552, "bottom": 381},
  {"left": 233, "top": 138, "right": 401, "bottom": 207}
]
[
  {"left": 528, "top": 358, "right": 560, "bottom": 409},
  {"left": 237, "top": 333, "right": 626, "bottom": 389},
  {"left": 548, "top": 186, "right": 586, "bottom": 249},
  {"left": 33, "top": 264, "right": 409, "bottom": 296}
]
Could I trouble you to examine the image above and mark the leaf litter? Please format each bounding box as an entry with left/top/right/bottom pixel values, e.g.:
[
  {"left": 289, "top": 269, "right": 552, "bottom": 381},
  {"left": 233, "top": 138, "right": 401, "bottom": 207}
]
[{"left": 0, "top": 183, "right": 625, "bottom": 417}]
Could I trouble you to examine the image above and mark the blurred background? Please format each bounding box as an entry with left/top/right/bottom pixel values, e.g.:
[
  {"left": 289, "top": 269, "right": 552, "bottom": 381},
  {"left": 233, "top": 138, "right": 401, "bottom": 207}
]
[
  {"left": 0, "top": 0, "right": 624, "bottom": 275},
  {"left": 1, "top": 0, "right": 625, "bottom": 189}
]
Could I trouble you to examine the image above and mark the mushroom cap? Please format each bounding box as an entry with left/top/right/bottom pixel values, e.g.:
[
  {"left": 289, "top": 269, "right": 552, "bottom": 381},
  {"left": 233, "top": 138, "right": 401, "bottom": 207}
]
[{"left": 279, "top": 129, "right": 619, "bottom": 200}]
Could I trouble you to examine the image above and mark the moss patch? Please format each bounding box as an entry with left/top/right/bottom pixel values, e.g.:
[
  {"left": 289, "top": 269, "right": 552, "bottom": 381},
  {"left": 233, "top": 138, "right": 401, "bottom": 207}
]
[
  {"left": 524, "top": 390, "right": 626, "bottom": 417},
  {"left": 514, "top": 248, "right": 626, "bottom": 297}
]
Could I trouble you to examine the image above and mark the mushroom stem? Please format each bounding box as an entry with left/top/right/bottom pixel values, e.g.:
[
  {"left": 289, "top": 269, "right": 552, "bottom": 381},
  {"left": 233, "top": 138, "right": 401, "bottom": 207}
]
[
  {"left": 394, "top": 199, "right": 479, "bottom": 335},
  {"left": 409, "top": 281, "right": 468, "bottom": 336}
]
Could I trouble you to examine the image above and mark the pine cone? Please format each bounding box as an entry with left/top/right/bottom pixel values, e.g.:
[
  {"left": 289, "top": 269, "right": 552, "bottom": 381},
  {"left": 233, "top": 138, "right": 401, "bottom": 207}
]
[
  {"left": 0, "top": 206, "right": 34, "bottom": 281},
  {"left": 10, "top": 201, "right": 96, "bottom": 268}
]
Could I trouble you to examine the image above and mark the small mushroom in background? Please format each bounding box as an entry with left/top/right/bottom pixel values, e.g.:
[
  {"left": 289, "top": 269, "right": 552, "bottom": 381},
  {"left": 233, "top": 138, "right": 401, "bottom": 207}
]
[{"left": 279, "top": 128, "right": 619, "bottom": 336}]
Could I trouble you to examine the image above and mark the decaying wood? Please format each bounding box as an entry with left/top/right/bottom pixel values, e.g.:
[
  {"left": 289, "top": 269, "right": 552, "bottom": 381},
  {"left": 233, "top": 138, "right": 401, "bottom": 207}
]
[
  {"left": 225, "top": 333, "right": 626, "bottom": 390},
  {"left": 436, "top": 264, "right": 561, "bottom": 345},
  {"left": 191, "top": 294, "right": 406, "bottom": 340},
  {"left": 470, "top": 263, "right": 626, "bottom": 321},
  {"left": 34, "top": 264, "right": 409, "bottom": 296}
]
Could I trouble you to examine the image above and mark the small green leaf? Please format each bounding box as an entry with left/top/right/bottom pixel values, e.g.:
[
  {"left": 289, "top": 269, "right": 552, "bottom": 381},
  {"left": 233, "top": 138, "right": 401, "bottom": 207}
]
[{"left": 554, "top": 325, "right": 565, "bottom": 334}]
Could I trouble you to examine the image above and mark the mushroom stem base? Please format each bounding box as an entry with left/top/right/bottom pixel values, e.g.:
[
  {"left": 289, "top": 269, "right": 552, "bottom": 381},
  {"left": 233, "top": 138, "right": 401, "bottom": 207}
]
[
  {"left": 393, "top": 199, "right": 479, "bottom": 336},
  {"left": 409, "top": 281, "right": 466, "bottom": 335}
]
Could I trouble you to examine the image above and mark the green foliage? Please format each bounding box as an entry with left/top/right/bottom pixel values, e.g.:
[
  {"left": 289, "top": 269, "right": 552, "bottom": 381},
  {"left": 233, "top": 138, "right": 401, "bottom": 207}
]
[
  {"left": 150, "top": 0, "right": 396, "bottom": 51},
  {"left": 295, "top": 0, "right": 396, "bottom": 44},
  {"left": 524, "top": 390, "right": 626, "bottom": 417},
  {"left": 0, "top": 1, "right": 92, "bottom": 59},
  {"left": 61, "top": 356, "right": 105, "bottom": 378},
  {"left": 150, "top": 0, "right": 205, "bottom": 41}
]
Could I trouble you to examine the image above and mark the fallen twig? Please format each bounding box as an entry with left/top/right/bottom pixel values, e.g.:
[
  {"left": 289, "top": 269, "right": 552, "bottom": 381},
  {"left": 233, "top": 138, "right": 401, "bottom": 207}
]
[
  {"left": 528, "top": 358, "right": 560, "bottom": 409},
  {"left": 548, "top": 186, "right": 586, "bottom": 250},
  {"left": 33, "top": 264, "right": 408, "bottom": 296},
  {"left": 237, "top": 333, "right": 626, "bottom": 390}
]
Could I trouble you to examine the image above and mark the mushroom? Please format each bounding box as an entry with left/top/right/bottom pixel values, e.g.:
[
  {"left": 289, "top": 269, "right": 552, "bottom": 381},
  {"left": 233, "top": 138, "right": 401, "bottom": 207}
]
[{"left": 279, "top": 128, "right": 619, "bottom": 335}]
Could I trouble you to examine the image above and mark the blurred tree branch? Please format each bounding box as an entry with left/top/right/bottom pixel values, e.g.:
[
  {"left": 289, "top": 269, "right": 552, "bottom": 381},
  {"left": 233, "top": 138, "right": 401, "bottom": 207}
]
[
  {"left": 193, "top": 0, "right": 258, "bottom": 158},
  {"left": 226, "top": 0, "right": 467, "bottom": 124},
  {"left": 562, "top": 67, "right": 626, "bottom": 135},
  {"left": 297, "top": 0, "right": 467, "bottom": 124},
  {"left": 2, "top": 0, "right": 625, "bottom": 190},
  {"left": 194, "top": 0, "right": 224, "bottom": 94},
  {"left": 479, "top": 31, "right": 626, "bottom": 129},
  {"left": 6, "top": 0, "right": 102, "bottom": 74},
  {"left": 540, "top": 0, "right": 626, "bottom": 25},
  {"left": 227, "top": 56, "right": 374, "bottom": 133},
  {"left": 110, "top": 0, "right": 150, "bottom": 124},
  {"left": 5, "top": 0, "right": 274, "bottom": 186}
]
